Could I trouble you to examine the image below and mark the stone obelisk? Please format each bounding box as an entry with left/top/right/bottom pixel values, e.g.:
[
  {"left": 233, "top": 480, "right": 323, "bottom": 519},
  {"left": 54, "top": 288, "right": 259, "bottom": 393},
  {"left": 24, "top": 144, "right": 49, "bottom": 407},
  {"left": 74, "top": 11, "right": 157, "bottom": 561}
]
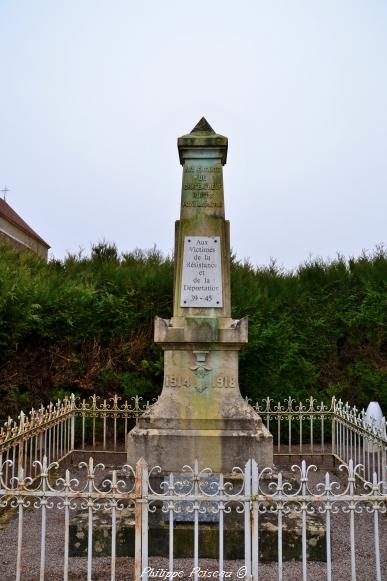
[{"left": 127, "top": 118, "right": 272, "bottom": 472}]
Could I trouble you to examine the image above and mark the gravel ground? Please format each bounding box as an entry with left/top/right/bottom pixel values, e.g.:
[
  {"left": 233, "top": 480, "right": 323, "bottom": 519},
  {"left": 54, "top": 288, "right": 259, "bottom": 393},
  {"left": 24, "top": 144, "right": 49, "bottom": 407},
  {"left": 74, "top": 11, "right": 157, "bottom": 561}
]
[{"left": 0, "top": 466, "right": 386, "bottom": 581}]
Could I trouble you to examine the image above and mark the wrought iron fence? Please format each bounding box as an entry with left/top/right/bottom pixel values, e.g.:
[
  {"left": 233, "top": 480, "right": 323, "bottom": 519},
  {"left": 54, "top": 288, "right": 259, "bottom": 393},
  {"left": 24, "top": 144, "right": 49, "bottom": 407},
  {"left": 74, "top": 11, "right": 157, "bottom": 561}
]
[
  {"left": 0, "top": 394, "right": 386, "bottom": 483},
  {"left": 252, "top": 396, "right": 334, "bottom": 456},
  {"left": 332, "top": 399, "right": 387, "bottom": 484},
  {"left": 0, "top": 398, "right": 74, "bottom": 487},
  {"left": 0, "top": 456, "right": 385, "bottom": 581},
  {"left": 0, "top": 395, "right": 152, "bottom": 486},
  {"left": 73, "top": 394, "right": 154, "bottom": 451},
  {"left": 253, "top": 396, "right": 387, "bottom": 483}
]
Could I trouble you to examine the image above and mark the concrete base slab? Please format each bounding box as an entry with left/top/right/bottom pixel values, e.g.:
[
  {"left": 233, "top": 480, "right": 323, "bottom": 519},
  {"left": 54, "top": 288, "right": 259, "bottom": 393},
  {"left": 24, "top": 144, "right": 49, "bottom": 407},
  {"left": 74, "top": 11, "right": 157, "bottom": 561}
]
[{"left": 127, "top": 423, "right": 273, "bottom": 473}]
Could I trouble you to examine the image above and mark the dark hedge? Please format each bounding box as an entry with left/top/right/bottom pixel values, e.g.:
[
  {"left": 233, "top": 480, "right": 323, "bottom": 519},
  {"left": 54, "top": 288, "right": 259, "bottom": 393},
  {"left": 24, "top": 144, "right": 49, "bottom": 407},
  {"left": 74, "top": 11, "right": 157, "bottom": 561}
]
[{"left": 0, "top": 242, "right": 385, "bottom": 418}]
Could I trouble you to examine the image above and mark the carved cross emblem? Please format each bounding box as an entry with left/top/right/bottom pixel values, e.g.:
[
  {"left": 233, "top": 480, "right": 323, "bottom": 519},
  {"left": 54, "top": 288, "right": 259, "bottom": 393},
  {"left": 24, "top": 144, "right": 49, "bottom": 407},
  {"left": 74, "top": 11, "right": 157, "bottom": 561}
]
[{"left": 190, "top": 351, "right": 212, "bottom": 393}]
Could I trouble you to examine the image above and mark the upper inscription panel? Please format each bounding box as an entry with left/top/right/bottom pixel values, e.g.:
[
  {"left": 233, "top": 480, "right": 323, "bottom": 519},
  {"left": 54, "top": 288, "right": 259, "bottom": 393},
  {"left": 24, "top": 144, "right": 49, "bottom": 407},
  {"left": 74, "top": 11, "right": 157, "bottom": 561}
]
[
  {"left": 183, "top": 165, "right": 223, "bottom": 207},
  {"left": 181, "top": 163, "right": 224, "bottom": 214},
  {"left": 180, "top": 236, "right": 223, "bottom": 308}
]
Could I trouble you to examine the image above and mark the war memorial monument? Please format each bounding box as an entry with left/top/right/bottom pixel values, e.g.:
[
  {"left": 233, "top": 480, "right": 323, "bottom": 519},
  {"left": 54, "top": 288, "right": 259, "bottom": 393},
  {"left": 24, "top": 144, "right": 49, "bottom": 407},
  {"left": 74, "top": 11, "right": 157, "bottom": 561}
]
[{"left": 127, "top": 118, "right": 273, "bottom": 472}]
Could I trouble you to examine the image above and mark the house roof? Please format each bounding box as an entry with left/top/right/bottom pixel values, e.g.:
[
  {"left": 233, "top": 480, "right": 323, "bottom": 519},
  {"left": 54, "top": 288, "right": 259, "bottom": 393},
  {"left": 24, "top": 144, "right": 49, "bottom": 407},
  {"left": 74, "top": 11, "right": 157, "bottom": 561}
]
[{"left": 0, "top": 198, "right": 50, "bottom": 248}]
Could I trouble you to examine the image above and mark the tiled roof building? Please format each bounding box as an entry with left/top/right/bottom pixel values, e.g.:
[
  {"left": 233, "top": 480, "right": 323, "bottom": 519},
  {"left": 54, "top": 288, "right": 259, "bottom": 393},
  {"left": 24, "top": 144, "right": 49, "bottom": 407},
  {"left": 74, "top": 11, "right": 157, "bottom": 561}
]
[{"left": 0, "top": 198, "right": 50, "bottom": 260}]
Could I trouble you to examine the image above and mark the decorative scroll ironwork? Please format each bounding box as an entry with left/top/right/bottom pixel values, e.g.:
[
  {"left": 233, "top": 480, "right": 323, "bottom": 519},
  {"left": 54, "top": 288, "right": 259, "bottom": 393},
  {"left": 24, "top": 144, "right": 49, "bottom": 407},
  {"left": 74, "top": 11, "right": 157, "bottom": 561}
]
[
  {"left": 0, "top": 456, "right": 386, "bottom": 581},
  {"left": 1, "top": 394, "right": 386, "bottom": 485}
]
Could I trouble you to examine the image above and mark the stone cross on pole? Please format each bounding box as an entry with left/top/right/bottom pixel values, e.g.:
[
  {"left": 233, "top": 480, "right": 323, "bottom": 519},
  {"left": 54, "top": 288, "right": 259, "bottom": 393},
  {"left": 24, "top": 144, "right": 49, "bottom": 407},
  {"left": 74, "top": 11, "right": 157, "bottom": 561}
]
[{"left": 127, "top": 119, "right": 272, "bottom": 472}]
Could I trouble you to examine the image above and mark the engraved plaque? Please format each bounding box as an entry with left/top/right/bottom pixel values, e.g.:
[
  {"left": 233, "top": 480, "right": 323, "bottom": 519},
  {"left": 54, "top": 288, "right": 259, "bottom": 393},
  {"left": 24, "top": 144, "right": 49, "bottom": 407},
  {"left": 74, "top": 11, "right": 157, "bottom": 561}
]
[{"left": 180, "top": 236, "right": 223, "bottom": 308}]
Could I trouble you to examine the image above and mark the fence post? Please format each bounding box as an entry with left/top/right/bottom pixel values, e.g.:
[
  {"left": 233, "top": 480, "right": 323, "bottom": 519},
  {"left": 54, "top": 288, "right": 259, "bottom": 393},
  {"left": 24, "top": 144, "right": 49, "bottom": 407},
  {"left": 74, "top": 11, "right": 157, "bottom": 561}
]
[
  {"left": 141, "top": 459, "right": 149, "bottom": 579},
  {"left": 70, "top": 415, "right": 75, "bottom": 452},
  {"left": 17, "top": 411, "right": 25, "bottom": 475},
  {"left": 251, "top": 459, "right": 259, "bottom": 581},
  {"left": 244, "top": 459, "right": 252, "bottom": 580},
  {"left": 70, "top": 395, "right": 75, "bottom": 451},
  {"left": 135, "top": 458, "right": 148, "bottom": 581},
  {"left": 382, "top": 416, "right": 387, "bottom": 493},
  {"left": 331, "top": 397, "right": 336, "bottom": 458}
]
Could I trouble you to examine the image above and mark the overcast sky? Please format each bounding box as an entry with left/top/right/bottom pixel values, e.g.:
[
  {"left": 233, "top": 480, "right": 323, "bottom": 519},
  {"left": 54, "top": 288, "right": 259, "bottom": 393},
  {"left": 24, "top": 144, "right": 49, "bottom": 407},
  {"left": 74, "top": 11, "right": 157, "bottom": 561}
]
[{"left": 0, "top": 1, "right": 386, "bottom": 269}]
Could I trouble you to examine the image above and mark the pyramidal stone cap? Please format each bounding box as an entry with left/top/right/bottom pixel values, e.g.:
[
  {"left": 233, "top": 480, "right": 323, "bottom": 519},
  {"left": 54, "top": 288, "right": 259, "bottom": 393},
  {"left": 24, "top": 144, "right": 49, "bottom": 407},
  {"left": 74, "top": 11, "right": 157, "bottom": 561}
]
[
  {"left": 190, "top": 117, "right": 216, "bottom": 133},
  {"left": 178, "top": 117, "right": 228, "bottom": 166}
]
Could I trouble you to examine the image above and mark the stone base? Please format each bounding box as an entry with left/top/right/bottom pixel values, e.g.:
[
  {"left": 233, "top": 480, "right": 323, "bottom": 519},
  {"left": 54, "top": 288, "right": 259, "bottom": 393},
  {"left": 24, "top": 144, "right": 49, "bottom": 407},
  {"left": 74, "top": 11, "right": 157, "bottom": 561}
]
[
  {"left": 69, "top": 505, "right": 326, "bottom": 562},
  {"left": 127, "top": 424, "right": 273, "bottom": 473}
]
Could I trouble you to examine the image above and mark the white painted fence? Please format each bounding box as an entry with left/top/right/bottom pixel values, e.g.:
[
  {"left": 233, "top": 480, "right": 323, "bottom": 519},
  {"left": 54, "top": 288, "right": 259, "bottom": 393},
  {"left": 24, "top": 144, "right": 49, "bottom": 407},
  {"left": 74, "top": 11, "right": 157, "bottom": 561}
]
[
  {"left": 0, "top": 456, "right": 385, "bottom": 581},
  {"left": 1, "top": 394, "right": 386, "bottom": 484}
]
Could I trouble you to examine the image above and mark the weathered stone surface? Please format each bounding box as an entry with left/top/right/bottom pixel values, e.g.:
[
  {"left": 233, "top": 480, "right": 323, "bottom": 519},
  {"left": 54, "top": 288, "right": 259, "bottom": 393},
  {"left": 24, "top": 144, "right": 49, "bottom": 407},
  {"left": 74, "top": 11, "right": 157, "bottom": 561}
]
[
  {"left": 177, "top": 116, "right": 228, "bottom": 165},
  {"left": 69, "top": 505, "right": 326, "bottom": 561},
  {"left": 162, "top": 474, "right": 220, "bottom": 523},
  {"left": 127, "top": 120, "right": 273, "bottom": 473}
]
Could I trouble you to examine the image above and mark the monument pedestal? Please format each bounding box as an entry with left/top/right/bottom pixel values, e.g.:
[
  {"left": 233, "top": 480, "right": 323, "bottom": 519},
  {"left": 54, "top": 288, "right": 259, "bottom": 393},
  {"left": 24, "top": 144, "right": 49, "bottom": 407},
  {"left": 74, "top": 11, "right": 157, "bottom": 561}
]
[
  {"left": 127, "top": 425, "right": 272, "bottom": 474},
  {"left": 127, "top": 118, "right": 273, "bottom": 473},
  {"left": 127, "top": 315, "right": 272, "bottom": 472}
]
